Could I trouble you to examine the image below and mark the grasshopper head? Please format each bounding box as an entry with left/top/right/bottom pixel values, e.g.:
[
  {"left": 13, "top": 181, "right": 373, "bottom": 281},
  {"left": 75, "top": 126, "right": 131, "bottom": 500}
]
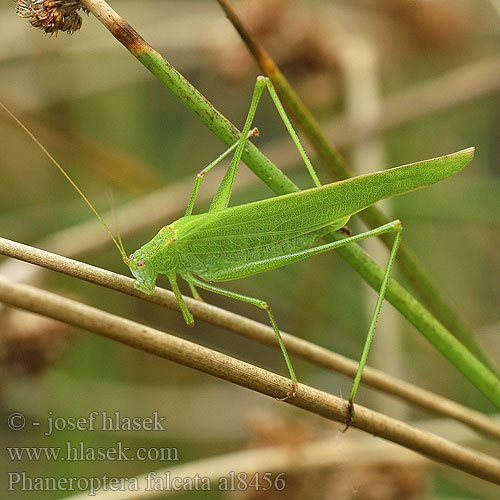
[{"left": 127, "top": 249, "right": 158, "bottom": 295}]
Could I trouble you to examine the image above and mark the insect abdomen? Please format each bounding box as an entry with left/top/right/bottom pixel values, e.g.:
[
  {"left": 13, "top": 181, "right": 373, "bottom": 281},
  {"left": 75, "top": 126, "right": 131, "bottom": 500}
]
[{"left": 179, "top": 225, "right": 336, "bottom": 281}]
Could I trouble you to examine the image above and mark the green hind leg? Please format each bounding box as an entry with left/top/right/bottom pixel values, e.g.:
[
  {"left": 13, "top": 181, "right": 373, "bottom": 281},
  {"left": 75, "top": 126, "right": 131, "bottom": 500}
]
[
  {"left": 186, "top": 220, "right": 403, "bottom": 420},
  {"left": 210, "top": 76, "right": 322, "bottom": 212},
  {"left": 183, "top": 274, "right": 298, "bottom": 400},
  {"left": 344, "top": 224, "right": 403, "bottom": 430}
]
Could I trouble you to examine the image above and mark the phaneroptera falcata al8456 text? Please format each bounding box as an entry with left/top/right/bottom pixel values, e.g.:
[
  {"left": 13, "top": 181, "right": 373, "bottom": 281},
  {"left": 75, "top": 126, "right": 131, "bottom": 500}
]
[{"left": 2, "top": 76, "right": 474, "bottom": 423}]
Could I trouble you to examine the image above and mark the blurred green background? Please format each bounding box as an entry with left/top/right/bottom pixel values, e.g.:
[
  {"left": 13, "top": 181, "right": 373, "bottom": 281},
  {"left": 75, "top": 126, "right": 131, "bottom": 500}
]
[{"left": 1, "top": 0, "right": 499, "bottom": 499}]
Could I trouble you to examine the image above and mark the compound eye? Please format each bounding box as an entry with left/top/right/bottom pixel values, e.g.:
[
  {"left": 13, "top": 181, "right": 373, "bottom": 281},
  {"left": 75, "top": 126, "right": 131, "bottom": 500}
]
[
  {"left": 137, "top": 260, "right": 145, "bottom": 267},
  {"left": 128, "top": 254, "right": 134, "bottom": 260}
]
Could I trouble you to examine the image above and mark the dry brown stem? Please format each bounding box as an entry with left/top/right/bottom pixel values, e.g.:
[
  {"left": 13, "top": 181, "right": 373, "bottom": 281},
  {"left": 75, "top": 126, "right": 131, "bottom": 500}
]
[{"left": 0, "top": 275, "right": 499, "bottom": 484}]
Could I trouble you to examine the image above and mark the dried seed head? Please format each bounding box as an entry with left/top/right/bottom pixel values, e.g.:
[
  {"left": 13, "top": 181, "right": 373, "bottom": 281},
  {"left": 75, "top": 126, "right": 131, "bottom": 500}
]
[{"left": 16, "top": 0, "right": 88, "bottom": 35}]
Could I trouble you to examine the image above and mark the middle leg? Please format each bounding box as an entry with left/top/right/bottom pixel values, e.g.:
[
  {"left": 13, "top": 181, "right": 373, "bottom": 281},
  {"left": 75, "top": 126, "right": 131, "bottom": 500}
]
[{"left": 183, "top": 274, "right": 298, "bottom": 399}]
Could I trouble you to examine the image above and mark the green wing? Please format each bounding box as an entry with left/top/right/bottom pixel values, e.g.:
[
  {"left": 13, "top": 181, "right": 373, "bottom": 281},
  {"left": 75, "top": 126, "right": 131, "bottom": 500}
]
[{"left": 172, "top": 148, "right": 473, "bottom": 256}]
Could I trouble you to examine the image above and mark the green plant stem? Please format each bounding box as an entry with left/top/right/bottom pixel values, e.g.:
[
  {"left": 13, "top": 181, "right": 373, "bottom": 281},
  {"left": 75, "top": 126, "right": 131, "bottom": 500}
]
[
  {"left": 73, "top": 1, "right": 499, "bottom": 406},
  {"left": 214, "top": 0, "right": 496, "bottom": 376}
]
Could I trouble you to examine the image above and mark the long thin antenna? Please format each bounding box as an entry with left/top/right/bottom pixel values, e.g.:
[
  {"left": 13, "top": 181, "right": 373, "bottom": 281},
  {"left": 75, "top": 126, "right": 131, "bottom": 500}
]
[
  {"left": 1, "top": 101, "right": 129, "bottom": 264},
  {"left": 106, "top": 189, "right": 127, "bottom": 260}
]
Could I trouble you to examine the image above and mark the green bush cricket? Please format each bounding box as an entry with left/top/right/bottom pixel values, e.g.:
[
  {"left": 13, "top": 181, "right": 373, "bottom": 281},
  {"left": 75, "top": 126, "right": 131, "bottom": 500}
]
[{"left": 1, "top": 76, "right": 474, "bottom": 424}]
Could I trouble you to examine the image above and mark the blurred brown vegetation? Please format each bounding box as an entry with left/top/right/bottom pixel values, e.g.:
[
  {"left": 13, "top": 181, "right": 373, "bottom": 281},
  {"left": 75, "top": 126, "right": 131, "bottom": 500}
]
[{"left": 0, "top": 1, "right": 499, "bottom": 498}]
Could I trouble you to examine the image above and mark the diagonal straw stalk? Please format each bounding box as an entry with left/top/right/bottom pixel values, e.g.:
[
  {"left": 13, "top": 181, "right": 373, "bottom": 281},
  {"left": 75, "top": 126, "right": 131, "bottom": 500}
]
[
  {"left": 0, "top": 276, "right": 499, "bottom": 484},
  {"left": 1, "top": 236, "right": 499, "bottom": 439}
]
